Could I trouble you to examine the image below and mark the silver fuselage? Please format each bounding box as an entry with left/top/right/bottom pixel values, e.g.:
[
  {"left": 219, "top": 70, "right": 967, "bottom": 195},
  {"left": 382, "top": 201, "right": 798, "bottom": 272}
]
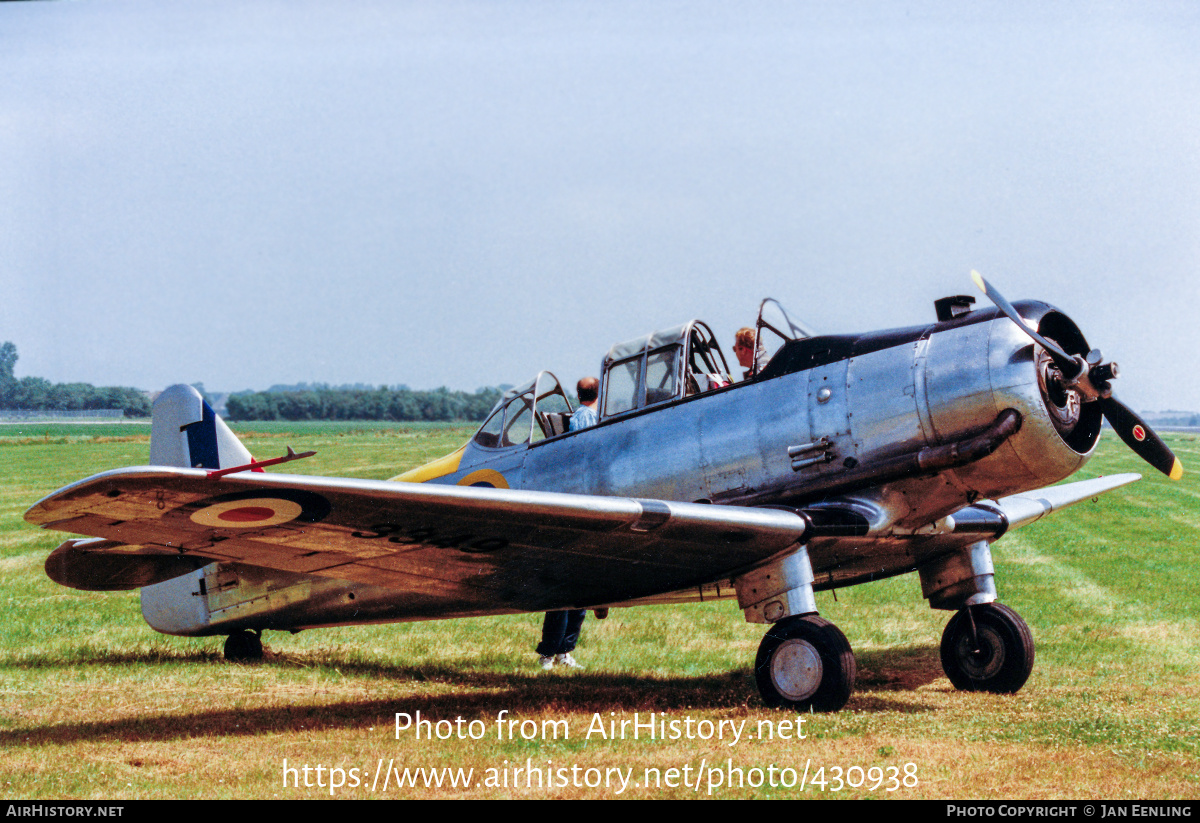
[
  {"left": 140, "top": 302, "right": 1102, "bottom": 634},
  {"left": 445, "top": 303, "right": 1093, "bottom": 525}
]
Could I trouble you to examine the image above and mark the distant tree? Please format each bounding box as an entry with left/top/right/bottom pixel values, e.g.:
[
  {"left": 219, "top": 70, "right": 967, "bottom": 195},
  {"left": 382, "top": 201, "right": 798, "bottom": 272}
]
[
  {"left": 0, "top": 341, "right": 149, "bottom": 417},
  {"left": 3, "top": 376, "right": 45, "bottom": 409},
  {"left": 0, "top": 342, "right": 16, "bottom": 380},
  {"left": 466, "top": 387, "right": 503, "bottom": 418},
  {"left": 0, "top": 344, "right": 16, "bottom": 402},
  {"left": 118, "top": 389, "right": 151, "bottom": 417},
  {"left": 387, "top": 391, "right": 421, "bottom": 421}
]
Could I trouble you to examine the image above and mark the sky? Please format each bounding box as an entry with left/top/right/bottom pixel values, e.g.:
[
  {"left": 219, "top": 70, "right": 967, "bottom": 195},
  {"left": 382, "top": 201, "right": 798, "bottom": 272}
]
[{"left": 2, "top": 1, "right": 1198, "bottom": 411}]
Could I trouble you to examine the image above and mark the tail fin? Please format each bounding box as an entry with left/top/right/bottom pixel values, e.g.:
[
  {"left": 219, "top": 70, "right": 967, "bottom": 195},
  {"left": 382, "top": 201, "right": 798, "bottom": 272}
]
[{"left": 149, "top": 384, "right": 253, "bottom": 469}]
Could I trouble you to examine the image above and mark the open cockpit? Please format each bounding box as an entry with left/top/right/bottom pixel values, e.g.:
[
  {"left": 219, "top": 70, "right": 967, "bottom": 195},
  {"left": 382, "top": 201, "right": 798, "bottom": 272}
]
[
  {"left": 471, "top": 372, "right": 576, "bottom": 449},
  {"left": 465, "top": 298, "right": 817, "bottom": 453}
]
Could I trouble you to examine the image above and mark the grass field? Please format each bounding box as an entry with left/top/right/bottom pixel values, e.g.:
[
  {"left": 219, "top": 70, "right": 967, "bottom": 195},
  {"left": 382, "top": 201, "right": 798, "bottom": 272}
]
[{"left": 1, "top": 423, "right": 1197, "bottom": 799}]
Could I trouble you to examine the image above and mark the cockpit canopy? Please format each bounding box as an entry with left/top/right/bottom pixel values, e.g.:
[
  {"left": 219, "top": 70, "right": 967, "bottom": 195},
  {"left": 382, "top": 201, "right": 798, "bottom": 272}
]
[
  {"left": 753, "top": 298, "right": 816, "bottom": 376},
  {"left": 469, "top": 299, "right": 814, "bottom": 448},
  {"left": 600, "top": 320, "right": 731, "bottom": 420},
  {"left": 473, "top": 371, "right": 574, "bottom": 449}
]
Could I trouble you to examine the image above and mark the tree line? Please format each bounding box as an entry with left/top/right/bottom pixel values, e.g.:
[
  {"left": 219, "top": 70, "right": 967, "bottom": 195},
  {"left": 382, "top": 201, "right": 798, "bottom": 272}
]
[
  {"left": 0, "top": 341, "right": 503, "bottom": 422},
  {"left": 0, "top": 342, "right": 151, "bottom": 417},
  {"left": 225, "top": 386, "right": 502, "bottom": 422}
]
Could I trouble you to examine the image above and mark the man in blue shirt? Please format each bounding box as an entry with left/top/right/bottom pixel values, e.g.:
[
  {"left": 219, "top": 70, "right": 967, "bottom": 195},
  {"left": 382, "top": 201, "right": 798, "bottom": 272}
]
[
  {"left": 568, "top": 376, "right": 599, "bottom": 431},
  {"left": 538, "top": 377, "right": 599, "bottom": 669}
]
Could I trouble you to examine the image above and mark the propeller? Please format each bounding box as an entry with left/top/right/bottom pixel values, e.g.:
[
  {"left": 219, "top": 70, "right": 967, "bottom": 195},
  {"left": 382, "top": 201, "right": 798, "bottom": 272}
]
[
  {"left": 1096, "top": 397, "right": 1182, "bottom": 479},
  {"left": 970, "top": 271, "right": 1182, "bottom": 481}
]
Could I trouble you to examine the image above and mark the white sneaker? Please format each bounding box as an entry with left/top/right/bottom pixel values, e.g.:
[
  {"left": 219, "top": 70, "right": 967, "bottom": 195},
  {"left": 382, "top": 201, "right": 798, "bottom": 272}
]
[
  {"left": 538, "top": 655, "right": 555, "bottom": 670},
  {"left": 554, "top": 653, "right": 583, "bottom": 669}
]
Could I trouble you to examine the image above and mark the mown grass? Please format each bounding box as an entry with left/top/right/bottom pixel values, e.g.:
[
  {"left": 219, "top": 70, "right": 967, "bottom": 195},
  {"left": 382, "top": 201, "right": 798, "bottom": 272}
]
[{"left": 1, "top": 425, "right": 1197, "bottom": 799}]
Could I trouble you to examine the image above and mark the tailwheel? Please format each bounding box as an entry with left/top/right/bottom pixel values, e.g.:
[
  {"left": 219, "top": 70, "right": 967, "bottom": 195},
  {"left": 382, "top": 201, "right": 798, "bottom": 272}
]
[
  {"left": 224, "top": 630, "right": 264, "bottom": 663},
  {"left": 754, "top": 615, "right": 856, "bottom": 712},
  {"left": 940, "top": 602, "right": 1034, "bottom": 693}
]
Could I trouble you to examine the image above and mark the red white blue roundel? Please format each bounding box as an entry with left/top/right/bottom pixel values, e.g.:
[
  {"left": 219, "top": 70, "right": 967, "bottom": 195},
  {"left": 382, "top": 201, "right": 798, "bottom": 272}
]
[
  {"left": 184, "top": 489, "right": 331, "bottom": 528},
  {"left": 190, "top": 497, "right": 304, "bottom": 528}
]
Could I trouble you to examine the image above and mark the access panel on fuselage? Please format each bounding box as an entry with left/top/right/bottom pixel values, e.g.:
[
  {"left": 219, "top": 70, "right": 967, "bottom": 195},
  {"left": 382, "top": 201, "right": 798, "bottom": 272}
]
[
  {"left": 802, "top": 358, "right": 851, "bottom": 477},
  {"left": 844, "top": 339, "right": 929, "bottom": 461}
]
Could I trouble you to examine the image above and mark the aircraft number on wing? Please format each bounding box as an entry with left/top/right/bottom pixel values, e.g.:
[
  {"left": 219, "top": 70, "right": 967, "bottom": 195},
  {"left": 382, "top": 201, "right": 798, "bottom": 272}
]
[{"left": 349, "top": 522, "right": 508, "bottom": 553}]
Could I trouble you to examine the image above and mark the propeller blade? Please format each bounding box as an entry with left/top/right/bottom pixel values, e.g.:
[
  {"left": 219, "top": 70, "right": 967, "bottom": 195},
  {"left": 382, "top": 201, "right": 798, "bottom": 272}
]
[
  {"left": 971, "top": 272, "right": 1180, "bottom": 480},
  {"left": 1099, "top": 397, "right": 1183, "bottom": 480},
  {"left": 970, "top": 270, "right": 1079, "bottom": 374}
]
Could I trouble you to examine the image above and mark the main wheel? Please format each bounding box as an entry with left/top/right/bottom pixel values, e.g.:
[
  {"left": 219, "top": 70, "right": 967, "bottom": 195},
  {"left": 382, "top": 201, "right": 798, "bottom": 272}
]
[
  {"left": 755, "top": 615, "right": 856, "bottom": 712},
  {"left": 224, "top": 630, "right": 264, "bottom": 663},
  {"left": 940, "top": 603, "right": 1034, "bottom": 693}
]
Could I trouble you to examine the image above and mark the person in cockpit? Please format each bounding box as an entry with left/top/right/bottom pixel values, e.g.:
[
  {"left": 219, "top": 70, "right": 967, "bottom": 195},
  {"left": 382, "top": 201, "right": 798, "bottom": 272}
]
[
  {"left": 733, "top": 327, "right": 762, "bottom": 380},
  {"left": 568, "top": 377, "right": 599, "bottom": 431}
]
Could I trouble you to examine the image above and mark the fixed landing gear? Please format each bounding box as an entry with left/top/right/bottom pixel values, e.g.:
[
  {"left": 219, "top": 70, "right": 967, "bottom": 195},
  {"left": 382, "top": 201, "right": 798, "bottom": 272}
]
[
  {"left": 755, "top": 615, "right": 856, "bottom": 712},
  {"left": 224, "top": 630, "right": 264, "bottom": 663},
  {"left": 940, "top": 603, "right": 1034, "bottom": 693}
]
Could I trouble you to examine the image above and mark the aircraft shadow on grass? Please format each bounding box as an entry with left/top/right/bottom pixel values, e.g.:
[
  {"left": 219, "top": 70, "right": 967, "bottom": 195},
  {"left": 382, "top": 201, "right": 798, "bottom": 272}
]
[{"left": 0, "top": 646, "right": 946, "bottom": 746}]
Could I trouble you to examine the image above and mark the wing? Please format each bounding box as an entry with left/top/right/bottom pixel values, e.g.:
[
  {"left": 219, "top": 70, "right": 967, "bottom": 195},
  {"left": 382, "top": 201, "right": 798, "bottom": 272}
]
[
  {"left": 695, "top": 472, "right": 1145, "bottom": 595},
  {"left": 26, "top": 467, "right": 810, "bottom": 613},
  {"left": 952, "top": 472, "right": 1143, "bottom": 535}
]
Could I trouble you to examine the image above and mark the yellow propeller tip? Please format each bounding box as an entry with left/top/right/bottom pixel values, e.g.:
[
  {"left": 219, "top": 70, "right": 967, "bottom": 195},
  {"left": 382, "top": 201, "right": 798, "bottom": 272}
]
[
  {"left": 970, "top": 270, "right": 986, "bottom": 292},
  {"left": 1170, "top": 459, "right": 1183, "bottom": 481}
]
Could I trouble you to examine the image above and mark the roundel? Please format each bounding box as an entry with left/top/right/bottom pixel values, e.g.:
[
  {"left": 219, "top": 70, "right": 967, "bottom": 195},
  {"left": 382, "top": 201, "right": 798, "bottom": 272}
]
[
  {"left": 1132, "top": 425, "right": 1146, "bottom": 442},
  {"left": 183, "top": 488, "right": 332, "bottom": 528},
  {"left": 190, "top": 497, "right": 304, "bottom": 528},
  {"left": 457, "top": 469, "right": 509, "bottom": 489}
]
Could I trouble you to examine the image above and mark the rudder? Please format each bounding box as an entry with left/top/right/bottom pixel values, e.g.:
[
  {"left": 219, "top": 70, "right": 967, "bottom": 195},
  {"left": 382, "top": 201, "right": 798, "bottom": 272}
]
[{"left": 149, "top": 384, "right": 253, "bottom": 469}]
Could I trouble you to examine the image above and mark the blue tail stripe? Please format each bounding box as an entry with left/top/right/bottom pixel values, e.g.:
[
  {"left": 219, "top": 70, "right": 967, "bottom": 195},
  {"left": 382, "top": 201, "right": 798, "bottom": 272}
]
[{"left": 182, "top": 402, "right": 221, "bottom": 469}]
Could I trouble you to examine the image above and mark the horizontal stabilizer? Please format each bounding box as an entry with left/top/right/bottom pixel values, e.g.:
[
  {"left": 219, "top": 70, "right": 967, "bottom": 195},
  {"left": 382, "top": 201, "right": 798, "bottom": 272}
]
[{"left": 45, "top": 538, "right": 211, "bottom": 591}]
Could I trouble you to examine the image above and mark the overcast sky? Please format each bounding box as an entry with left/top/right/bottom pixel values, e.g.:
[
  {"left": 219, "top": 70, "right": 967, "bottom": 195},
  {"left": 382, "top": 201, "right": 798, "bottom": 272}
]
[{"left": 2, "top": 1, "right": 1198, "bottom": 411}]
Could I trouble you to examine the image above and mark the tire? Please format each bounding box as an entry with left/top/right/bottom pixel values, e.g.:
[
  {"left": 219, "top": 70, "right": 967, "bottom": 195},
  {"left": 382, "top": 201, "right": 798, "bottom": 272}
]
[
  {"left": 754, "top": 615, "right": 856, "bottom": 712},
  {"left": 224, "top": 630, "right": 264, "bottom": 663},
  {"left": 940, "top": 603, "right": 1034, "bottom": 693}
]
